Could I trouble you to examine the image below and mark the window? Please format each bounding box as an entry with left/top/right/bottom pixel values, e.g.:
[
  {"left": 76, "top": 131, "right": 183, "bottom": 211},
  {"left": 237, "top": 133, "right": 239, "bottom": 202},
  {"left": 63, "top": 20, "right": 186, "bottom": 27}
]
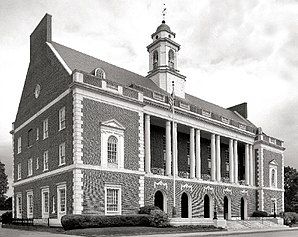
[
  {"left": 28, "top": 129, "right": 33, "bottom": 147},
  {"left": 17, "top": 137, "right": 21, "bottom": 154},
  {"left": 95, "top": 68, "right": 106, "bottom": 79},
  {"left": 153, "top": 51, "right": 158, "bottom": 69},
  {"left": 271, "top": 198, "right": 277, "bottom": 214},
  {"left": 43, "top": 151, "right": 49, "bottom": 171},
  {"left": 17, "top": 163, "right": 21, "bottom": 180},
  {"left": 57, "top": 184, "right": 66, "bottom": 215},
  {"left": 43, "top": 119, "right": 48, "bottom": 139},
  {"left": 27, "top": 191, "right": 33, "bottom": 218},
  {"left": 16, "top": 194, "right": 22, "bottom": 218},
  {"left": 108, "top": 136, "right": 117, "bottom": 164},
  {"left": 101, "top": 119, "right": 125, "bottom": 169},
  {"left": 36, "top": 128, "right": 39, "bottom": 141},
  {"left": 36, "top": 157, "right": 39, "bottom": 170},
  {"left": 28, "top": 158, "right": 33, "bottom": 176},
  {"left": 168, "top": 49, "right": 174, "bottom": 68},
  {"left": 59, "top": 143, "right": 66, "bottom": 166},
  {"left": 105, "top": 186, "right": 121, "bottom": 215},
  {"left": 225, "top": 150, "right": 229, "bottom": 177},
  {"left": 41, "top": 188, "right": 49, "bottom": 218},
  {"left": 59, "top": 107, "right": 66, "bottom": 130},
  {"left": 269, "top": 160, "right": 278, "bottom": 188},
  {"left": 207, "top": 146, "right": 211, "bottom": 174}
]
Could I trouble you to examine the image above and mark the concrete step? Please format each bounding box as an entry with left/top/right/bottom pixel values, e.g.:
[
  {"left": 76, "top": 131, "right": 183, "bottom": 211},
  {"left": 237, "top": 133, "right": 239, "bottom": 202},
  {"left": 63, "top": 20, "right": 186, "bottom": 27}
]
[{"left": 170, "top": 218, "right": 214, "bottom": 226}]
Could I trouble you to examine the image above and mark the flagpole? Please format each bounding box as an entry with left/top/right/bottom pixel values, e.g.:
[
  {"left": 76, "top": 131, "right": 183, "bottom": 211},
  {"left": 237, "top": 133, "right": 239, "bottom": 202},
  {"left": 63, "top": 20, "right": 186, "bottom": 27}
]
[{"left": 171, "top": 81, "right": 176, "bottom": 217}]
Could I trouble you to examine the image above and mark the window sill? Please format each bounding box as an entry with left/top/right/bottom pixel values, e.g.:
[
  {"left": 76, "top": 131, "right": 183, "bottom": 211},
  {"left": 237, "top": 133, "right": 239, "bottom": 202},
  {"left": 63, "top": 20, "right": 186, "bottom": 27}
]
[
  {"left": 43, "top": 169, "right": 49, "bottom": 172},
  {"left": 58, "top": 163, "right": 66, "bottom": 167},
  {"left": 59, "top": 127, "right": 66, "bottom": 132},
  {"left": 43, "top": 137, "right": 48, "bottom": 140}
]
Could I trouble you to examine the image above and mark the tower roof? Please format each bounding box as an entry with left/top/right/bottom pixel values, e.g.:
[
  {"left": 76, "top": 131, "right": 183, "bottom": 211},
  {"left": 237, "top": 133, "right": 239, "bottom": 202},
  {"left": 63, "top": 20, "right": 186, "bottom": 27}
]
[{"left": 151, "top": 20, "right": 176, "bottom": 38}]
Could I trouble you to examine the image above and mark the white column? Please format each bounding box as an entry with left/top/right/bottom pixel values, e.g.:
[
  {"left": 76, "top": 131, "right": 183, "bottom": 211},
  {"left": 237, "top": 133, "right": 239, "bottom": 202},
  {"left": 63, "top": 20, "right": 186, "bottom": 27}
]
[
  {"left": 249, "top": 145, "right": 254, "bottom": 186},
  {"left": 145, "top": 114, "right": 151, "bottom": 173},
  {"left": 195, "top": 129, "right": 201, "bottom": 179},
  {"left": 216, "top": 135, "right": 221, "bottom": 182},
  {"left": 229, "top": 139, "right": 234, "bottom": 183},
  {"left": 234, "top": 140, "right": 238, "bottom": 183},
  {"left": 245, "top": 144, "right": 250, "bottom": 185},
  {"left": 211, "top": 134, "right": 216, "bottom": 181},
  {"left": 172, "top": 122, "right": 178, "bottom": 176},
  {"left": 190, "top": 128, "right": 195, "bottom": 179},
  {"left": 166, "top": 121, "right": 171, "bottom": 176}
]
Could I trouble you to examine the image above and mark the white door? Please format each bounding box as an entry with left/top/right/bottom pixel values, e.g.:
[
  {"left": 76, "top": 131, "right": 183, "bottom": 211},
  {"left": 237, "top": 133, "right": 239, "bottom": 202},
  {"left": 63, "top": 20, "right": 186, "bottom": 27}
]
[{"left": 57, "top": 186, "right": 66, "bottom": 222}]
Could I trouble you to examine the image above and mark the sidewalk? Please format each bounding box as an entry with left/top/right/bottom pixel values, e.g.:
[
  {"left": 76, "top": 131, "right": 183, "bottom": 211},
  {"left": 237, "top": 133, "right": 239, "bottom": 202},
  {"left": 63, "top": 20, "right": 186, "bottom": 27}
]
[{"left": 128, "top": 227, "right": 298, "bottom": 237}]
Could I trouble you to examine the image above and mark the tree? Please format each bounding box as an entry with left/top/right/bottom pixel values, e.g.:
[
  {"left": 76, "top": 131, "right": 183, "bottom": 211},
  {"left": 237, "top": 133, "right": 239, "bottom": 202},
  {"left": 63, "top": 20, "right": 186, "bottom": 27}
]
[
  {"left": 284, "top": 166, "right": 298, "bottom": 212},
  {"left": 0, "top": 161, "right": 8, "bottom": 209}
]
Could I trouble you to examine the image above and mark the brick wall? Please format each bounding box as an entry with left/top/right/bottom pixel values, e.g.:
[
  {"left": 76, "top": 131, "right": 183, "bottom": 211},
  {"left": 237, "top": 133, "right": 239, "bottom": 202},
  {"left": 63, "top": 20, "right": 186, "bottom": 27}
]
[
  {"left": 144, "top": 177, "right": 257, "bottom": 218},
  {"left": 263, "top": 149, "right": 283, "bottom": 189},
  {"left": 13, "top": 171, "right": 73, "bottom": 219},
  {"left": 82, "top": 98, "right": 139, "bottom": 170},
  {"left": 82, "top": 169, "right": 140, "bottom": 214},
  {"left": 13, "top": 94, "right": 73, "bottom": 182},
  {"left": 263, "top": 189, "right": 283, "bottom": 214}
]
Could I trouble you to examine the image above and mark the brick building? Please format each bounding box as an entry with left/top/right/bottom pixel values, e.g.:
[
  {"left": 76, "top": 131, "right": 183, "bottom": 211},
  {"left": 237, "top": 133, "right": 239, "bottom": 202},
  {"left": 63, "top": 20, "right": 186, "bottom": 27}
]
[{"left": 11, "top": 14, "right": 285, "bottom": 226}]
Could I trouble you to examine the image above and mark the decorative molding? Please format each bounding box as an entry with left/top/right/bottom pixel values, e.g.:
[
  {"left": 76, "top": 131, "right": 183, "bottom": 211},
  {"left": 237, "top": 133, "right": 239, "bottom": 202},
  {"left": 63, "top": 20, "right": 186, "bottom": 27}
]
[
  {"left": 138, "top": 112, "right": 144, "bottom": 172},
  {"left": 269, "top": 159, "right": 278, "bottom": 166},
  {"left": 73, "top": 89, "right": 83, "bottom": 165},
  {"left": 154, "top": 180, "right": 168, "bottom": 189},
  {"left": 102, "top": 119, "right": 125, "bottom": 130},
  {"left": 72, "top": 169, "right": 83, "bottom": 214},
  {"left": 139, "top": 176, "right": 145, "bottom": 207},
  {"left": 223, "top": 188, "right": 232, "bottom": 194},
  {"left": 181, "top": 183, "right": 192, "bottom": 192},
  {"left": 241, "top": 190, "right": 248, "bottom": 195},
  {"left": 203, "top": 186, "right": 214, "bottom": 192}
]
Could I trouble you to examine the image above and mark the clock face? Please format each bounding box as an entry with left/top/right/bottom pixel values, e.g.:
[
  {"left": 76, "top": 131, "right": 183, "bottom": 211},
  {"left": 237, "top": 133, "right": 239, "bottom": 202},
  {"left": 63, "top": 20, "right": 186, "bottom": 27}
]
[{"left": 35, "top": 84, "right": 41, "bottom": 98}]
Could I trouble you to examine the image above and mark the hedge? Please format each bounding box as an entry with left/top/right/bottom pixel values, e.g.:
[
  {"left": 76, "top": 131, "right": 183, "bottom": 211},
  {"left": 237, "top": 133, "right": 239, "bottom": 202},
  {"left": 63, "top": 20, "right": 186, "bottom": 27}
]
[
  {"left": 252, "top": 210, "right": 268, "bottom": 217},
  {"left": 139, "top": 205, "right": 161, "bottom": 215},
  {"left": 280, "top": 212, "right": 298, "bottom": 226},
  {"left": 61, "top": 214, "right": 150, "bottom": 230},
  {"left": 1, "top": 211, "right": 12, "bottom": 224}
]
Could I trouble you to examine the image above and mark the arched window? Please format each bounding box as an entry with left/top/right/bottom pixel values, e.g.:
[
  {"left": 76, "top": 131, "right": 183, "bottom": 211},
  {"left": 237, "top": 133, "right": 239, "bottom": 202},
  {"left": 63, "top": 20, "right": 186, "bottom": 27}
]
[
  {"left": 168, "top": 49, "right": 174, "bottom": 68},
  {"left": 95, "top": 68, "right": 106, "bottom": 79},
  {"left": 153, "top": 51, "right": 158, "bottom": 69},
  {"left": 107, "top": 136, "right": 117, "bottom": 164}
]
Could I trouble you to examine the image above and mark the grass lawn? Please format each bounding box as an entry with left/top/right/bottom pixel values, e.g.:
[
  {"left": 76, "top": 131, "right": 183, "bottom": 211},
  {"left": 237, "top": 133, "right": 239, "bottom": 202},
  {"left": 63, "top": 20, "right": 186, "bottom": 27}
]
[{"left": 2, "top": 224, "right": 225, "bottom": 236}]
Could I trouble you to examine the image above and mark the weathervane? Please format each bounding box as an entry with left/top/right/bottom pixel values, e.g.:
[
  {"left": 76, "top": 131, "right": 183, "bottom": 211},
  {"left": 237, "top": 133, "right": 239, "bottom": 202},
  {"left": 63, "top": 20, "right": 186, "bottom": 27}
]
[{"left": 162, "top": 3, "right": 167, "bottom": 22}]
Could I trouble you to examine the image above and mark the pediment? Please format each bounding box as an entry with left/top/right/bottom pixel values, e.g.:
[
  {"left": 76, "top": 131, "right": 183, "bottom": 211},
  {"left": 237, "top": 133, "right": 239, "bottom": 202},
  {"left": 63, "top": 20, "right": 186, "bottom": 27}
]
[
  {"left": 269, "top": 159, "right": 278, "bottom": 166},
  {"left": 102, "top": 119, "right": 125, "bottom": 130}
]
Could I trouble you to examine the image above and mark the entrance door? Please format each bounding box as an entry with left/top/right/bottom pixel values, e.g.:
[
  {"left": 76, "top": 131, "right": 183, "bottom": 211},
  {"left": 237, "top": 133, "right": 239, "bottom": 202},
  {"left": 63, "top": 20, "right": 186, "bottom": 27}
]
[
  {"left": 57, "top": 185, "right": 66, "bottom": 222},
  {"left": 181, "top": 192, "right": 189, "bottom": 218},
  {"left": 241, "top": 197, "right": 245, "bottom": 220},
  {"left": 204, "top": 194, "right": 210, "bottom": 218},
  {"left": 224, "top": 196, "right": 229, "bottom": 220},
  {"left": 154, "top": 191, "right": 164, "bottom": 211}
]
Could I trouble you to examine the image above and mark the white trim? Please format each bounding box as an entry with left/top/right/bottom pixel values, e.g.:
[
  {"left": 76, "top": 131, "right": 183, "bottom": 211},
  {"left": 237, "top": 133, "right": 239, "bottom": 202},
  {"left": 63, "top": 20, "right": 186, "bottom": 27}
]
[
  {"left": 26, "top": 190, "right": 33, "bottom": 218},
  {"left": 43, "top": 150, "right": 49, "bottom": 171},
  {"left": 43, "top": 118, "right": 49, "bottom": 139},
  {"left": 269, "top": 164, "right": 278, "bottom": 189},
  {"left": 255, "top": 143, "right": 285, "bottom": 153},
  {"left": 16, "top": 193, "right": 22, "bottom": 218},
  {"left": 139, "top": 176, "right": 145, "bottom": 207},
  {"left": 59, "top": 142, "right": 66, "bottom": 166},
  {"left": 14, "top": 89, "right": 71, "bottom": 133},
  {"left": 17, "top": 163, "right": 21, "bottom": 180},
  {"left": 138, "top": 111, "right": 144, "bottom": 172},
  {"left": 41, "top": 187, "right": 50, "bottom": 218},
  {"left": 28, "top": 158, "right": 33, "bottom": 176},
  {"left": 105, "top": 185, "right": 122, "bottom": 215},
  {"left": 72, "top": 169, "right": 83, "bottom": 214},
  {"left": 262, "top": 186, "right": 284, "bottom": 191},
  {"left": 46, "top": 42, "right": 72, "bottom": 75},
  {"left": 17, "top": 137, "right": 21, "bottom": 154},
  {"left": 57, "top": 183, "right": 67, "bottom": 222},
  {"left": 58, "top": 106, "right": 66, "bottom": 131}
]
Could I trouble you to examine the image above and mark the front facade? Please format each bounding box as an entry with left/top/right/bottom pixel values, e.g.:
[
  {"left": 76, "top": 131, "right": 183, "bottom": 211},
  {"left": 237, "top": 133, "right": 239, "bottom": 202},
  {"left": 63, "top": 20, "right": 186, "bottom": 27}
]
[{"left": 11, "top": 14, "right": 285, "bottom": 226}]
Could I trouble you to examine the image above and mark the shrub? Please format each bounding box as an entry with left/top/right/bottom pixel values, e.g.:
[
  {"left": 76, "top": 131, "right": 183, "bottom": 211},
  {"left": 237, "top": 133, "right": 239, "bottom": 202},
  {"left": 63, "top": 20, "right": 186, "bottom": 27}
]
[
  {"left": 1, "top": 211, "right": 12, "bottom": 224},
  {"left": 61, "top": 214, "right": 150, "bottom": 230},
  {"left": 139, "top": 205, "right": 161, "bottom": 215},
  {"left": 280, "top": 212, "right": 298, "bottom": 226},
  {"left": 252, "top": 210, "right": 268, "bottom": 217},
  {"left": 148, "top": 209, "right": 170, "bottom": 227}
]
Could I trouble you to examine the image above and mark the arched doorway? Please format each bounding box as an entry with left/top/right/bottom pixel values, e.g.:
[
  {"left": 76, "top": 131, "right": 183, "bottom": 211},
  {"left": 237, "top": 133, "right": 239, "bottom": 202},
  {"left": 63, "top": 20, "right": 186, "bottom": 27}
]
[
  {"left": 181, "top": 192, "right": 189, "bottom": 218},
  {"left": 240, "top": 197, "right": 246, "bottom": 220},
  {"left": 204, "top": 194, "right": 210, "bottom": 218},
  {"left": 224, "top": 196, "right": 229, "bottom": 220},
  {"left": 154, "top": 191, "right": 164, "bottom": 211}
]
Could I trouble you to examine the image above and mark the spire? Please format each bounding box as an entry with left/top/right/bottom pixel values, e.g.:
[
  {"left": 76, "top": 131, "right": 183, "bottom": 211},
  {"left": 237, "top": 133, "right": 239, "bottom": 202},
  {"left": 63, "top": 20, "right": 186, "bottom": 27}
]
[{"left": 162, "top": 3, "right": 167, "bottom": 23}]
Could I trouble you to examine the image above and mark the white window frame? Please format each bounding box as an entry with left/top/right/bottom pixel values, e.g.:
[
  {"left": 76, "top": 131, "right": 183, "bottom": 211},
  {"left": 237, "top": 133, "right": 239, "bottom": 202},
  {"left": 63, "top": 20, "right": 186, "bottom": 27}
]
[
  {"left": 17, "top": 163, "right": 22, "bottom": 180},
  {"left": 43, "top": 151, "right": 49, "bottom": 171},
  {"left": 271, "top": 198, "right": 277, "bottom": 214},
  {"left": 36, "top": 157, "right": 39, "bottom": 170},
  {"left": 101, "top": 119, "right": 125, "bottom": 169},
  {"left": 36, "top": 128, "right": 39, "bottom": 141},
  {"left": 41, "top": 187, "right": 49, "bottom": 218},
  {"left": 59, "top": 142, "right": 66, "bottom": 166},
  {"left": 17, "top": 137, "right": 21, "bottom": 154},
  {"left": 43, "top": 118, "right": 49, "bottom": 139},
  {"left": 59, "top": 107, "right": 66, "bottom": 131},
  {"left": 57, "top": 184, "right": 67, "bottom": 219},
  {"left": 26, "top": 191, "right": 33, "bottom": 218},
  {"left": 28, "top": 158, "right": 33, "bottom": 176},
  {"left": 105, "top": 185, "right": 121, "bottom": 215},
  {"left": 269, "top": 160, "right": 278, "bottom": 188},
  {"left": 16, "top": 193, "right": 22, "bottom": 218}
]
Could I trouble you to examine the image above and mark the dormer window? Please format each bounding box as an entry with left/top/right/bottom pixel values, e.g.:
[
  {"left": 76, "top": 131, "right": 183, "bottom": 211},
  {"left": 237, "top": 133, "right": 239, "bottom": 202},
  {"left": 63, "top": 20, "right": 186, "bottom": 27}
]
[
  {"left": 95, "top": 68, "right": 106, "bottom": 79},
  {"left": 153, "top": 51, "right": 158, "bottom": 69},
  {"left": 168, "top": 49, "right": 174, "bottom": 68}
]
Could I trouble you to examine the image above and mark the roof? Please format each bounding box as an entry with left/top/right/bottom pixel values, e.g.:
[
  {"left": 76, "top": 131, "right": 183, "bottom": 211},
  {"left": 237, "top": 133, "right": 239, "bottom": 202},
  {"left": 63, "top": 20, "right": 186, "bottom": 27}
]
[
  {"left": 151, "top": 20, "right": 176, "bottom": 38},
  {"left": 51, "top": 41, "right": 253, "bottom": 126}
]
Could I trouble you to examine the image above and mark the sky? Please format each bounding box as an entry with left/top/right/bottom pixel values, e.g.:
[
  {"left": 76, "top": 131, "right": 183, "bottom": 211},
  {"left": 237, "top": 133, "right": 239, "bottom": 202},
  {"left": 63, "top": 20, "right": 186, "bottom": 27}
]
[{"left": 0, "top": 0, "right": 297, "bottom": 196}]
